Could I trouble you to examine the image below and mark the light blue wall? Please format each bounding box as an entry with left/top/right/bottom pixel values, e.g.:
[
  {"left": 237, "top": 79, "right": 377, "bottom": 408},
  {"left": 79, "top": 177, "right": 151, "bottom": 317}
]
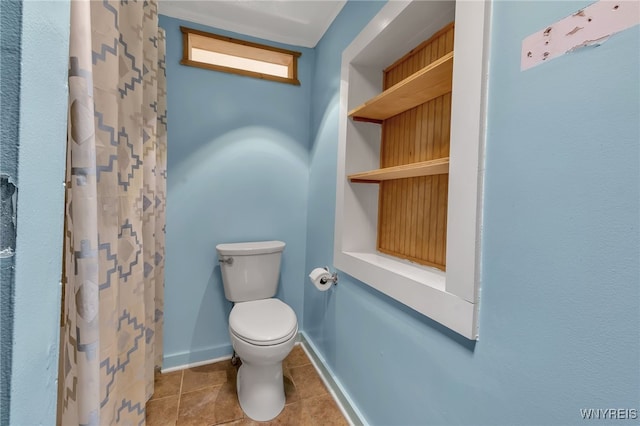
[
  {"left": 303, "top": 0, "right": 386, "bottom": 351},
  {"left": 5, "top": 1, "right": 637, "bottom": 424},
  {"left": 7, "top": 1, "right": 70, "bottom": 424},
  {"left": 159, "top": 16, "right": 314, "bottom": 368},
  {"left": 0, "top": 1, "right": 22, "bottom": 421},
  {"left": 305, "top": 1, "right": 639, "bottom": 425}
]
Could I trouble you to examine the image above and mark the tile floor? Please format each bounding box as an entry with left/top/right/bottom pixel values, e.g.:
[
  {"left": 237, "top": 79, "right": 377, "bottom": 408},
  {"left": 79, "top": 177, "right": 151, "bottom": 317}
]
[{"left": 146, "top": 345, "right": 349, "bottom": 425}]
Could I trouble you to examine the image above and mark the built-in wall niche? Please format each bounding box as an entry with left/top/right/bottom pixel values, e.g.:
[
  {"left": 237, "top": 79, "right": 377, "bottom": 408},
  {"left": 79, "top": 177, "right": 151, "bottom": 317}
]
[
  {"left": 350, "top": 22, "right": 455, "bottom": 271},
  {"left": 334, "top": 0, "right": 491, "bottom": 339}
]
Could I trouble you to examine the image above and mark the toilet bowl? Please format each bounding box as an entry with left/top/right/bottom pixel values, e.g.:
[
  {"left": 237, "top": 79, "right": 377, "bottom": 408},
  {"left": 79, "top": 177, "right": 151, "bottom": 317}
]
[
  {"left": 229, "top": 298, "right": 297, "bottom": 421},
  {"left": 216, "top": 241, "right": 298, "bottom": 422}
]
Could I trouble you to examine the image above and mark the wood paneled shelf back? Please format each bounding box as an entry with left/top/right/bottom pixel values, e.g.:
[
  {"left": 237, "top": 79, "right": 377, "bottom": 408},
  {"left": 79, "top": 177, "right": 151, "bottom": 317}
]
[
  {"left": 345, "top": 20, "right": 455, "bottom": 270},
  {"left": 348, "top": 51, "right": 453, "bottom": 123}
]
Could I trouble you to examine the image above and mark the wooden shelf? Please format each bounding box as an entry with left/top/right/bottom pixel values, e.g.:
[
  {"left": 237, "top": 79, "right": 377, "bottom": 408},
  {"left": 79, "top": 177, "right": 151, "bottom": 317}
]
[
  {"left": 348, "top": 52, "right": 453, "bottom": 122},
  {"left": 349, "top": 157, "right": 449, "bottom": 183}
]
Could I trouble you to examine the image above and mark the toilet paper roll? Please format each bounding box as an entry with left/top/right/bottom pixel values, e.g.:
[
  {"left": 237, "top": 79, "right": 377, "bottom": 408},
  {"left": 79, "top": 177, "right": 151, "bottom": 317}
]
[{"left": 308, "top": 267, "right": 332, "bottom": 292}]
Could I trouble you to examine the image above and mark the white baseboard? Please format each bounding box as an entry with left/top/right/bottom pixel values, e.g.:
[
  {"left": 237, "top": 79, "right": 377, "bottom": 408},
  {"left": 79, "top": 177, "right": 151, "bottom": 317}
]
[
  {"left": 161, "top": 354, "right": 232, "bottom": 373},
  {"left": 162, "top": 342, "right": 234, "bottom": 371}
]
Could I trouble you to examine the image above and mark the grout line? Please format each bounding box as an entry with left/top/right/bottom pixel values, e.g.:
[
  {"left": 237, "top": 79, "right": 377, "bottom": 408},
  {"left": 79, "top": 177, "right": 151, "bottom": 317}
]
[{"left": 175, "top": 369, "right": 184, "bottom": 422}]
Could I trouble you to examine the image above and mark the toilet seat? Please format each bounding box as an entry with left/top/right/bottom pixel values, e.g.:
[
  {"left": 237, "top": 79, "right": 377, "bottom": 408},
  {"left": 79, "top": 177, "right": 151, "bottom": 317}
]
[{"left": 229, "top": 298, "right": 297, "bottom": 346}]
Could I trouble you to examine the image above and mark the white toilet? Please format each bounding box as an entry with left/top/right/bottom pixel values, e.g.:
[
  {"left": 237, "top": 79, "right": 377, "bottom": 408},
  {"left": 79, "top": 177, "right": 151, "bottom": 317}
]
[{"left": 216, "top": 240, "right": 298, "bottom": 422}]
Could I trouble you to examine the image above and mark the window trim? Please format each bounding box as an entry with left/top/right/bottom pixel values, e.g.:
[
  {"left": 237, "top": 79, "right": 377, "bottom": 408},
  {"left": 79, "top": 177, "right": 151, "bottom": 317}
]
[
  {"left": 180, "top": 26, "right": 301, "bottom": 86},
  {"left": 334, "top": 0, "right": 492, "bottom": 340}
]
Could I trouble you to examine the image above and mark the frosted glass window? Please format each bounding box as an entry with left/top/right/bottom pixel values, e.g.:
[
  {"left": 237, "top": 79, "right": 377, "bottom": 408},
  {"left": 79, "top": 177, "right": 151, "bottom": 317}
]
[{"left": 181, "top": 26, "right": 300, "bottom": 85}]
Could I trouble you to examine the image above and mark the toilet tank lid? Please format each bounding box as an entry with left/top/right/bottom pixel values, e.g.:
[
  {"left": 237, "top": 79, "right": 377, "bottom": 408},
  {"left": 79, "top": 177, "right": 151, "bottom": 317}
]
[{"left": 216, "top": 240, "right": 285, "bottom": 256}]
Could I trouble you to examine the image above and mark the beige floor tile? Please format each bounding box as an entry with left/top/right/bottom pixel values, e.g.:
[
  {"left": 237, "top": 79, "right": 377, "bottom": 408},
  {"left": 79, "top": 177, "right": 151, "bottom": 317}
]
[
  {"left": 151, "top": 370, "right": 183, "bottom": 400},
  {"left": 283, "top": 345, "right": 311, "bottom": 370},
  {"left": 146, "top": 395, "right": 179, "bottom": 426},
  {"left": 301, "top": 394, "right": 348, "bottom": 426},
  {"left": 215, "top": 380, "right": 244, "bottom": 424},
  {"left": 182, "top": 361, "right": 236, "bottom": 394},
  {"left": 177, "top": 384, "right": 243, "bottom": 426},
  {"left": 215, "top": 421, "right": 247, "bottom": 426},
  {"left": 283, "top": 368, "right": 300, "bottom": 405},
  {"left": 288, "top": 364, "right": 328, "bottom": 400},
  {"left": 148, "top": 351, "right": 347, "bottom": 426},
  {"left": 266, "top": 401, "right": 305, "bottom": 425},
  {"left": 177, "top": 386, "right": 220, "bottom": 426},
  {"left": 235, "top": 401, "right": 304, "bottom": 426}
]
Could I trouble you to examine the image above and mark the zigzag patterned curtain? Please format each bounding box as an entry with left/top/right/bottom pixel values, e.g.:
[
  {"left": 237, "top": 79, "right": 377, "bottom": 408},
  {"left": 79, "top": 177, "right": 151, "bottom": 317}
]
[{"left": 60, "top": 0, "right": 166, "bottom": 424}]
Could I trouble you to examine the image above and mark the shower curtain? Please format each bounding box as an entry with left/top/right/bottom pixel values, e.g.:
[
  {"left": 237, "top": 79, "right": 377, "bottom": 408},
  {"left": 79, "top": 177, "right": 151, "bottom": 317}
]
[{"left": 60, "top": 0, "right": 166, "bottom": 424}]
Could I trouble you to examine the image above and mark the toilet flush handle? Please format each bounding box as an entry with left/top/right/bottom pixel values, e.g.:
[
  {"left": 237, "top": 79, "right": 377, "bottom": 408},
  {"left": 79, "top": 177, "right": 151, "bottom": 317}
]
[{"left": 218, "top": 257, "right": 233, "bottom": 265}]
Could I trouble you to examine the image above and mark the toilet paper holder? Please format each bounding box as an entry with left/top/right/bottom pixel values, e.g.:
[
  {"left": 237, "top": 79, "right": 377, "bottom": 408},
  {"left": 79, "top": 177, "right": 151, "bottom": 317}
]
[{"left": 320, "top": 266, "right": 338, "bottom": 286}]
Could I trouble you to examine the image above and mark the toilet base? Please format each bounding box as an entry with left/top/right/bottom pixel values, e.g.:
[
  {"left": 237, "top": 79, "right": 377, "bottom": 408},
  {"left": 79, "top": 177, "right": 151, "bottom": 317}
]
[
  {"left": 236, "top": 361, "right": 285, "bottom": 421},
  {"left": 230, "top": 329, "right": 297, "bottom": 422}
]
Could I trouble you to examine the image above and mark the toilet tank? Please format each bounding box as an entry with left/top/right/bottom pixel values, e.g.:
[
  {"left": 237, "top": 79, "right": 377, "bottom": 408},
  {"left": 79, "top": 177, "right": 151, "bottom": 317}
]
[{"left": 216, "top": 240, "right": 285, "bottom": 302}]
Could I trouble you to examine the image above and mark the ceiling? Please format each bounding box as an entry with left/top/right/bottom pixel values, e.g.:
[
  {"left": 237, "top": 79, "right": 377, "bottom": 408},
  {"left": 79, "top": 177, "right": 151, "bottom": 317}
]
[{"left": 158, "top": 1, "right": 347, "bottom": 48}]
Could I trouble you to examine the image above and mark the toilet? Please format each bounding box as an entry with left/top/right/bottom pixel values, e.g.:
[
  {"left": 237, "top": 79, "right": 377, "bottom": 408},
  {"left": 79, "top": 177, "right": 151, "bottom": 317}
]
[{"left": 216, "top": 240, "right": 298, "bottom": 422}]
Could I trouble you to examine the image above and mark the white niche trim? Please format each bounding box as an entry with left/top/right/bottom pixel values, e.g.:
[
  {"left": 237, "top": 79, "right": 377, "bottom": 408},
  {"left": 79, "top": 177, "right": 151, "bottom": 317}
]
[{"left": 334, "top": 0, "right": 491, "bottom": 339}]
